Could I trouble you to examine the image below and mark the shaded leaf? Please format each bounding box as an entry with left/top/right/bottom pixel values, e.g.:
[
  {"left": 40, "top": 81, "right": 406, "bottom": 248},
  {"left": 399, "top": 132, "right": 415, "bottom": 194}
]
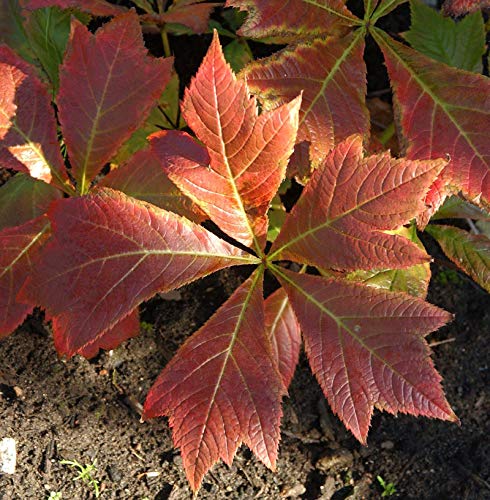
[
  {"left": 264, "top": 288, "right": 301, "bottom": 388},
  {"left": 346, "top": 227, "right": 431, "bottom": 298},
  {"left": 0, "top": 0, "right": 34, "bottom": 63},
  {"left": 374, "top": 28, "right": 490, "bottom": 210},
  {"left": 226, "top": 0, "right": 359, "bottom": 40},
  {"left": 99, "top": 149, "right": 205, "bottom": 223},
  {"left": 57, "top": 12, "right": 173, "bottom": 193},
  {"left": 66, "top": 309, "right": 140, "bottom": 359},
  {"left": 0, "top": 46, "right": 68, "bottom": 186},
  {"left": 244, "top": 32, "right": 369, "bottom": 165},
  {"left": 432, "top": 196, "right": 490, "bottom": 221},
  {"left": 20, "top": 188, "right": 256, "bottom": 356},
  {"left": 223, "top": 38, "right": 253, "bottom": 73},
  {"left": 404, "top": 1, "right": 485, "bottom": 73},
  {"left": 20, "top": 0, "right": 125, "bottom": 16},
  {"left": 270, "top": 135, "right": 445, "bottom": 271},
  {"left": 426, "top": 224, "right": 490, "bottom": 292},
  {"left": 23, "top": 6, "right": 72, "bottom": 91},
  {"left": 0, "top": 215, "right": 51, "bottom": 337},
  {"left": 273, "top": 267, "right": 457, "bottom": 444},
  {"left": 144, "top": 269, "right": 285, "bottom": 492},
  {"left": 151, "top": 32, "right": 301, "bottom": 250},
  {"left": 442, "top": 0, "right": 490, "bottom": 15},
  {"left": 0, "top": 173, "right": 62, "bottom": 230}
]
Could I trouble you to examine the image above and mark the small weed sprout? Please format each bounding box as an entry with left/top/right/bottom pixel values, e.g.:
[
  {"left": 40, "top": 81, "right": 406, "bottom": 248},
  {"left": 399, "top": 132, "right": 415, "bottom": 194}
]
[
  {"left": 60, "top": 458, "right": 100, "bottom": 498},
  {"left": 377, "top": 475, "right": 397, "bottom": 497}
]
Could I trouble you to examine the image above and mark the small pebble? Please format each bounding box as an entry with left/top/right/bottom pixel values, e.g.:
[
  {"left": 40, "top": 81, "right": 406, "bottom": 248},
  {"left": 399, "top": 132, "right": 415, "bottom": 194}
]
[
  {"left": 281, "top": 484, "right": 306, "bottom": 497},
  {"left": 381, "top": 440, "right": 394, "bottom": 450},
  {"left": 0, "top": 438, "right": 16, "bottom": 474}
]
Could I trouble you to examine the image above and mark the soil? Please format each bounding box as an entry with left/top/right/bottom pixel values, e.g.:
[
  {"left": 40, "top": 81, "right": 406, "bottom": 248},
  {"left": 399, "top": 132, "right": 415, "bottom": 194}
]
[{"left": 1, "top": 3, "right": 490, "bottom": 500}]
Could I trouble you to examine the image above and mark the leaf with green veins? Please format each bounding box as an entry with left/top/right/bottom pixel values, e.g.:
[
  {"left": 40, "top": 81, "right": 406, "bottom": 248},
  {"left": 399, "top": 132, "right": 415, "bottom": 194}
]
[
  {"left": 23, "top": 7, "right": 72, "bottom": 91},
  {"left": 270, "top": 135, "right": 445, "bottom": 271},
  {"left": 0, "top": 173, "right": 62, "bottom": 230},
  {"left": 374, "top": 28, "right": 490, "bottom": 211},
  {"left": 404, "top": 1, "right": 485, "bottom": 73},
  {"left": 0, "top": 0, "right": 35, "bottom": 64},
  {"left": 273, "top": 266, "right": 457, "bottom": 444},
  {"left": 346, "top": 227, "right": 431, "bottom": 298},
  {"left": 371, "top": 0, "right": 408, "bottom": 22},
  {"left": 426, "top": 224, "right": 490, "bottom": 292},
  {"left": 144, "top": 269, "right": 285, "bottom": 492},
  {"left": 57, "top": 12, "right": 173, "bottom": 193}
]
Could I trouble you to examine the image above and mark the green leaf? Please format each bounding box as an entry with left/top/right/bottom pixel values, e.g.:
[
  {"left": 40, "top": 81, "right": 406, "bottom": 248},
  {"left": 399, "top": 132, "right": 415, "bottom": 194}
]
[
  {"left": 224, "top": 39, "right": 252, "bottom": 73},
  {"left": 426, "top": 224, "right": 490, "bottom": 292},
  {"left": 0, "top": 0, "right": 35, "bottom": 63},
  {"left": 346, "top": 226, "right": 431, "bottom": 298},
  {"left": 404, "top": 0, "right": 485, "bottom": 73},
  {"left": 23, "top": 7, "right": 72, "bottom": 92}
]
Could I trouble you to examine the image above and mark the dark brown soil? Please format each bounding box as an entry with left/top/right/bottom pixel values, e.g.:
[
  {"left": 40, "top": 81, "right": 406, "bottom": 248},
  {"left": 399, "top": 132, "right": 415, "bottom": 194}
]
[{"left": 0, "top": 261, "right": 489, "bottom": 499}]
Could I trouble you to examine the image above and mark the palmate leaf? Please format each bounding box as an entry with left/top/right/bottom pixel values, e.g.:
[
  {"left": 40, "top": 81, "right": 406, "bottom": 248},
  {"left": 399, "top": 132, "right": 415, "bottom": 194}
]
[
  {"left": 144, "top": 269, "right": 285, "bottom": 492},
  {"left": 374, "top": 29, "right": 490, "bottom": 211},
  {"left": 243, "top": 32, "right": 369, "bottom": 165},
  {"left": 426, "top": 224, "right": 490, "bottom": 293},
  {"left": 0, "top": 173, "right": 62, "bottom": 230},
  {"left": 0, "top": 216, "right": 51, "bottom": 337},
  {"left": 273, "top": 267, "right": 457, "bottom": 443},
  {"left": 20, "top": 188, "right": 257, "bottom": 356},
  {"left": 0, "top": 46, "right": 68, "bottom": 186},
  {"left": 269, "top": 135, "right": 445, "bottom": 271},
  {"left": 57, "top": 12, "right": 173, "bottom": 194},
  {"left": 151, "top": 32, "right": 301, "bottom": 250},
  {"left": 99, "top": 149, "right": 205, "bottom": 223}
]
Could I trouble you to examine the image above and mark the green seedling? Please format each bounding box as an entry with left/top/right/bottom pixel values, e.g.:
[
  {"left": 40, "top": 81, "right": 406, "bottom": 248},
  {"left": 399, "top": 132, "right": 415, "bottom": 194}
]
[
  {"left": 60, "top": 458, "right": 100, "bottom": 498},
  {"left": 377, "top": 475, "right": 397, "bottom": 497}
]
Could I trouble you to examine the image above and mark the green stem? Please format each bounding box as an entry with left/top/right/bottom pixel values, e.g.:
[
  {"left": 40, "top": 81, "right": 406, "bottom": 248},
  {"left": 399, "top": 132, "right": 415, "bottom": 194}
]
[{"left": 161, "top": 28, "right": 171, "bottom": 57}]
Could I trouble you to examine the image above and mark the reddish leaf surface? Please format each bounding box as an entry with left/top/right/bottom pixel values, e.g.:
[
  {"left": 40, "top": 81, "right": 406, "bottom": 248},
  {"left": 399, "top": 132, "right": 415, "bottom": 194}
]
[
  {"left": 99, "top": 149, "right": 205, "bottom": 223},
  {"left": 57, "top": 12, "right": 173, "bottom": 193},
  {"left": 20, "top": 0, "right": 125, "bottom": 16},
  {"left": 0, "top": 173, "right": 62, "bottom": 229},
  {"left": 274, "top": 267, "right": 457, "bottom": 443},
  {"left": 426, "top": 224, "right": 490, "bottom": 293},
  {"left": 144, "top": 269, "right": 285, "bottom": 492},
  {"left": 443, "top": 0, "right": 490, "bottom": 15},
  {"left": 0, "top": 216, "right": 51, "bottom": 337},
  {"left": 152, "top": 33, "right": 300, "bottom": 250},
  {"left": 0, "top": 46, "right": 67, "bottom": 186},
  {"left": 142, "top": 1, "right": 219, "bottom": 34},
  {"left": 374, "top": 29, "right": 490, "bottom": 210},
  {"left": 20, "top": 188, "right": 256, "bottom": 356},
  {"left": 62, "top": 309, "right": 140, "bottom": 359},
  {"left": 270, "top": 135, "right": 445, "bottom": 271},
  {"left": 226, "top": 0, "right": 359, "bottom": 40},
  {"left": 244, "top": 31, "right": 369, "bottom": 165},
  {"left": 264, "top": 288, "right": 301, "bottom": 388}
]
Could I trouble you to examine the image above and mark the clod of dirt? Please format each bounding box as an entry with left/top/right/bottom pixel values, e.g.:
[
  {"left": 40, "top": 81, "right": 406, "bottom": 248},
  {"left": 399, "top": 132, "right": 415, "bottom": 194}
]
[{"left": 315, "top": 449, "right": 354, "bottom": 473}]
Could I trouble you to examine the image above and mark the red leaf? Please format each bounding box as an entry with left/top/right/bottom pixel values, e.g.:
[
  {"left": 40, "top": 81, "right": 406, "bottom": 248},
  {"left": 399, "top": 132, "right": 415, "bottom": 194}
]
[
  {"left": 243, "top": 32, "right": 369, "bottom": 165},
  {"left": 374, "top": 29, "right": 490, "bottom": 210},
  {"left": 264, "top": 288, "right": 301, "bottom": 388},
  {"left": 443, "top": 0, "right": 490, "bottom": 15},
  {"left": 0, "top": 216, "right": 51, "bottom": 337},
  {"left": 142, "top": 1, "right": 219, "bottom": 34},
  {"left": 226, "top": 0, "right": 358, "bottom": 40},
  {"left": 57, "top": 12, "right": 173, "bottom": 193},
  {"left": 20, "top": 188, "right": 256, "bottom": 356},
  {"left": 144, "top": 269, "right": 285, "bottom": 492},
  {"left": 270, "top": 135, "right": 446, "bottom": 271},
  {"left": 152, "top": 32, "right": 300, "bottom": 250},
  {"left": 61, "top": 309, "right": 140, "bottom": 359},
  {"left": 0, "top": 46, "right": 68, "bottom": 186},
  {"left": 0, "top": 173, "right": 62, "bottom": 230},
  {"left": 99, "top": 149, "right": 206, "bottom": 223},
  {"left": 20, "top": 0, "right": 125, "bottom": 16},
  {"left": 274, "top": 267, "right": 457, "bottom": 443}
]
